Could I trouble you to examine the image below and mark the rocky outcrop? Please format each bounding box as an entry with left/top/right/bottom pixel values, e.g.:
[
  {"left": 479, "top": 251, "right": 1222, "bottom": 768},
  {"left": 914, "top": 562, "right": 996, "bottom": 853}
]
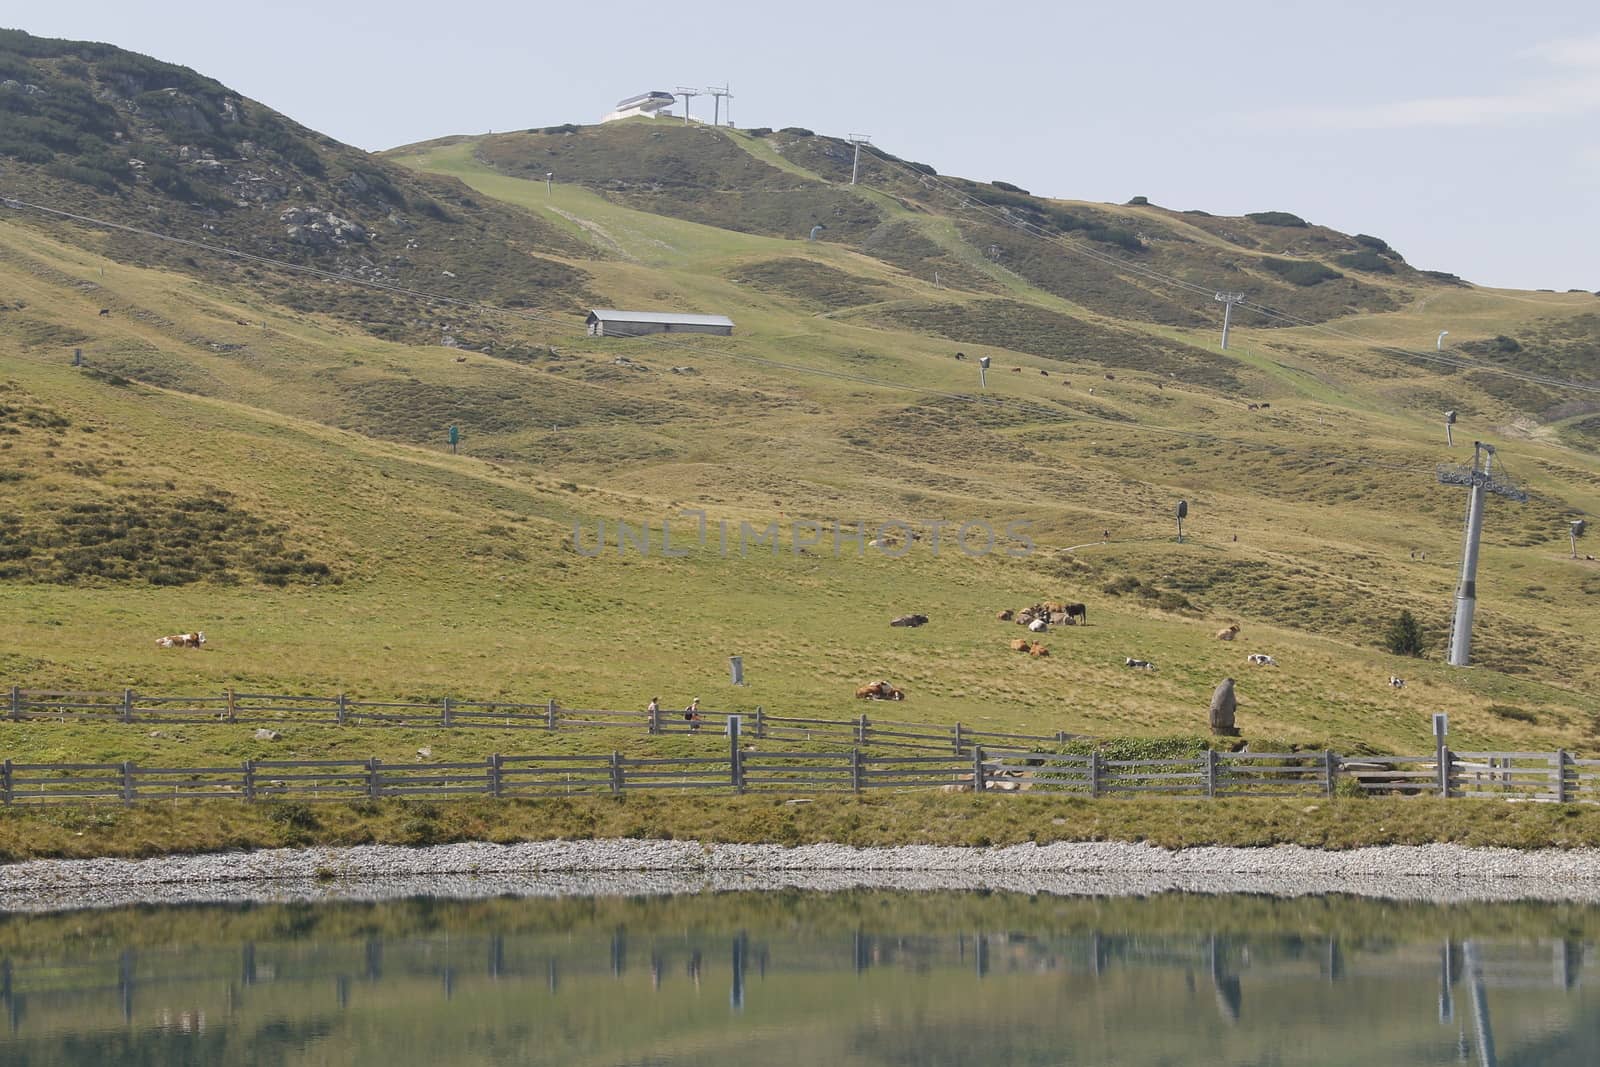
[{"left": 279, "top": 206, "right": 367, "bottom": 246}]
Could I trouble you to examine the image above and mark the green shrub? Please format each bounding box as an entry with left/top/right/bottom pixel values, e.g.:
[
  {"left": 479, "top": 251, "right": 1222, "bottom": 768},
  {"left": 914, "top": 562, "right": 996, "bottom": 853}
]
[
  {"left": 1259, "top": 257, "right": 1342, "bottom": 286},
  {"left": 263, "top": 801, "right": 319, "bottom": 830},
  {"left": 1384, "top": 610, "right": 1426, "bottom": 657},
  {"left": 1245, "top": 211, "right": 1309, "bottom": 227},
  {"left": 1487, "top": 704, "right": 1537, "bottom": 724},
  {"left": 1335, "top": 251, "right": 1394, "bottom": 274}
]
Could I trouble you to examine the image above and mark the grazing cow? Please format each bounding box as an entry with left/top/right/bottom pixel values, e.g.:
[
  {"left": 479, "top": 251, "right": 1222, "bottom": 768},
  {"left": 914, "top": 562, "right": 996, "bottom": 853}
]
[
  {"left": 1040, "top": 369, "right": 1049, "bottom": 377},
  {"left": 1125, "top": 657, "right": 1156, "bottom": 670},
  {"left": 1105, "top": 373, "right": 1116, "bottom": 380},
  {"left": 1259, "top": 402, "right": 1271, "bottom": 409},
  {"left": 855, "top": 680, "right": 905, "bottom": 701},
  {"left": 98, "top": 308, "right": 110, "bottom": 317},
  {"left": 1064, "top": 603, "right": 1087, "bottom": 625},
  {"left": 1246, "top": 653, "right": 1276, "bottom": 666},
  {"left": 1027, "top": 618, "right": 1048, "bottom": 633},
  {"left": 996, "top": 609, "right": 1014, "bottom": 621},
  {"left": 1215, "top": 624, "right": 1240, "bottom": 641},
  {"left": 156, "top": 631, "right": 205, "bottom": 649},
  {"left": 890, "top": 613, "right": 929, "bottom": 627},
  {"left": 1247, "top": 403, "right": 1259, "bottom": 411},
  {"left": 1388, "top": 676, "right": 1406, "bottom": 689},
  {"left": 1011, "top": 366, "right": 1022, "bottom": 374},
  {"left": 954, "top": 351, "right": 967, "bottom": 361}
]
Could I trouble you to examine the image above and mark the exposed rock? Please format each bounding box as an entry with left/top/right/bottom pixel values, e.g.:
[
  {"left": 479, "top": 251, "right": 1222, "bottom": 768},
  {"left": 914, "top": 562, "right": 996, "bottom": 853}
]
[
  {"left": 1209, "top": 678, "right": 1239, "bottom": 736},
  {"left": 280, "top": 206, "right": 367, "bottom": 246}
]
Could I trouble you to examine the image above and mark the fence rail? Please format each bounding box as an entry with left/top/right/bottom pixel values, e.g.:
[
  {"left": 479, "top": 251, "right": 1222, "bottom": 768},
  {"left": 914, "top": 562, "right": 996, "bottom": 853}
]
[
  {"left": 6, "top": 685, "right": 1080, "bottom": 755},
  {"left": 2, "top": 745, "right": 1596, "bottom": 807}
]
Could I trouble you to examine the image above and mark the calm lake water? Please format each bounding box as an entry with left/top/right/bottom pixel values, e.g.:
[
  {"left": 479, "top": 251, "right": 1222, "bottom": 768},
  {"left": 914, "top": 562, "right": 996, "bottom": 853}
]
[{"left": 0, "top": 889, "right": 1596, "bottom": 1065}]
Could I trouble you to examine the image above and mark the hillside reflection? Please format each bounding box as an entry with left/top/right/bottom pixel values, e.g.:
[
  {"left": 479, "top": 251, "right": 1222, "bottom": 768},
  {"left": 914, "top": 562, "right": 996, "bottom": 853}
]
[{"left": 1, "top": 891, "right": 1596, "bottom": 1065}]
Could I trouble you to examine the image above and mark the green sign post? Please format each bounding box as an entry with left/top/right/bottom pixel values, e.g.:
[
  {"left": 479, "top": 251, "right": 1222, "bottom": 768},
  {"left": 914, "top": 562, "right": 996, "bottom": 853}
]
[{"left": 448, "top": 424, "right": 459, "bottom": 454}]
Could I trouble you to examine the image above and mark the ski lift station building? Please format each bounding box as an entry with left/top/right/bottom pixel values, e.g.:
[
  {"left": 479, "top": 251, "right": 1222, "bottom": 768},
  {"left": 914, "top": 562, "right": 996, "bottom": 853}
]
[{"left": 585, "top": 309, "right": 735, "bottom": 338}]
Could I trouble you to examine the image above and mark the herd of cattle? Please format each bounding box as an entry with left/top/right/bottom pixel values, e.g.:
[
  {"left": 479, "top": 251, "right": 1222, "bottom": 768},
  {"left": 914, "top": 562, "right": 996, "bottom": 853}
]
[{"left": 860, "top": 602, "right": 1413, "bottom": 708}]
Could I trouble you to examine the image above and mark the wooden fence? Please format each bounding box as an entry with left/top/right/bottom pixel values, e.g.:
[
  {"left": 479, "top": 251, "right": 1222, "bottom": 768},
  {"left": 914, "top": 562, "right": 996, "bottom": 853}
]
[
  {"left": 2, "top": 745, "right": 1595, "bottom": 806},
  {"left": 4, "top": 685, "right": 1080, "bottom": 755}
]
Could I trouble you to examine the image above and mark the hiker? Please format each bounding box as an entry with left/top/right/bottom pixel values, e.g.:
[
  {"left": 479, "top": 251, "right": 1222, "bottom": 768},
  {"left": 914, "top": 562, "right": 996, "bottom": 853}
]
[{"left": 684, "top": 697, "right": 702, "bottom": 731}]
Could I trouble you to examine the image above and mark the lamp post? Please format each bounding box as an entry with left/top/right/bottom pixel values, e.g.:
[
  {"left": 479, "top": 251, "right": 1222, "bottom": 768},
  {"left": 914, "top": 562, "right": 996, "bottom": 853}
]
[
  {"left": 545, "top": 172, "right": 553, "bottom": 199},
  {"left": 1437, "top": 330, "right": 1449, "bottom": 352},
  {"left": 978, "top": 355, "right": 990, "bottom": 390}
]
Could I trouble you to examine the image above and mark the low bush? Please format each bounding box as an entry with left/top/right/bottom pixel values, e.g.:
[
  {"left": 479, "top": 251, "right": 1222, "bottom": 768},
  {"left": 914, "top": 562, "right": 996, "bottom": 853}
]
[
  {"left": 1487, "top": 704, "right": 1538, "bottom": 724},
  {"left": 1259, "top": 257, "right": 1342, "bottom": 286},
  {"left": 1335, "top": 251, "right": 1393, "bottom": 274},
  {"left": 1245, "top": 210, "right": 1309, "bottom": 227},
  {"left": 1384, "top": 610, "right": 1426, "bottom": 657}
]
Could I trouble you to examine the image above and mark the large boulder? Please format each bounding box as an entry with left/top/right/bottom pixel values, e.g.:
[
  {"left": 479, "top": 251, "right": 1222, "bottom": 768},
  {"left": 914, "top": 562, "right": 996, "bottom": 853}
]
[{"left": 1209, "top": 678, "right": 1238, "bottom": 736}]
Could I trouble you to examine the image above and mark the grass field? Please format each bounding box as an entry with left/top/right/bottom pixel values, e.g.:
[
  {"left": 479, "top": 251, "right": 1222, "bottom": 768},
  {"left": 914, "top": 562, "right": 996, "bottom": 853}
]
[{"left": 1, "top": 107, "right": 1597, "bottom": 857}]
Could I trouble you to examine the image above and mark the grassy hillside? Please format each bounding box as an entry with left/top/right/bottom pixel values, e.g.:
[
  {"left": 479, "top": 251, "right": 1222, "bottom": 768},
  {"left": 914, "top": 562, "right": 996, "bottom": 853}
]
[{"left": 1, "top": 33, "right": 1597, "bottom": 784}]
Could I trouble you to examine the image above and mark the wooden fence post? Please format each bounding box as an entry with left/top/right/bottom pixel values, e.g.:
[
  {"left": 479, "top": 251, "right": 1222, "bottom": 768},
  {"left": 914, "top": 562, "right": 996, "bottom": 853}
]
[
  {"left": 546, "top": 700, "right": 557, "bottom": 731},
  {"left": 850, "top": 748, "right": 862, "bottom": 793},
  {"left": 1323, "top": 750, "right": 1338, "bottom": 798},
  {"left": 972, "top": 746, "right": 987, "bottom": 794},
  {"left": 488, "top": 753, "right": 503, "bottom": 798},
  {"left": 8, "top": 685, "right": 19, "bottom": 721},
  {"left": 336, "top": 692, "right": 347, "bottom": 726},
  {"left": 242, "top": 759, "right": 256, "bottom": 802},
  {"left": 442, "top": 697, "right": 453, "bottom": 727},
  {"left": 1437, "top": 744, "right": 1453, "bottom": 799},
  {"left": 754, "top": 706, "right": 765, "bottom": 738},
  {"left": 1554, "top": 750, "right": 1569, "bottom": 804},
  {"left": 729, "top": 718, "right": 744, "bottom": 794},
  {"left": 1205, "top": 749, "right": 1218, "bottom": 799},
  {"left": 121, "top": 688, "right": 134, "bottom": 724},
  {"left": 367, "top": 758, "right": 382, "bottom": 799},
  {"left": 1088, "top": 750, "right": 1101, "bottom": 799},
  {"left": 2, "top": 759, "right": 12, "bottom": 805},
  {"left": 226, "top": 688, "right": 237, "bottom": 724},
  {"left": 953, "top": 722, "right": 964, "bottom": 755},
  {"left": 121, "top": 761, "right": 135, "bottom": 806},
  {"left": 648, "top": 702, "right": 660, "bottom": 735},
  {"left": 610, "top": 752, "right": 624, "bottom": 795},
  {"left": 856, "top": 713, "right": 869, "bottom": 745}
]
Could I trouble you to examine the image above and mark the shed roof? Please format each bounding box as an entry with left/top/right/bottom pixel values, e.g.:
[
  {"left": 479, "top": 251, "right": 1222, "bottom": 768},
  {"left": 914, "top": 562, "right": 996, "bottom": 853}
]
[{"left": 587, "top": 309, "right": 734, "bottom": 328}]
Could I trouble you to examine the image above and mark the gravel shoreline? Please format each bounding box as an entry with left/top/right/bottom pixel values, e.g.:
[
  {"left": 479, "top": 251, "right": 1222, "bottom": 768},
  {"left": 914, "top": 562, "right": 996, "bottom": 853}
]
[{"left": 4, "top": 840, "right": 1600, "bottom": 912}]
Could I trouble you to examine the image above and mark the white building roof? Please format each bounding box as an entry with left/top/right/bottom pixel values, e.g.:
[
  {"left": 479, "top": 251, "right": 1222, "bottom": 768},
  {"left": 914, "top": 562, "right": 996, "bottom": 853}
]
[{"left": 587, "top": 309, "right": 734, "bottom": 328}]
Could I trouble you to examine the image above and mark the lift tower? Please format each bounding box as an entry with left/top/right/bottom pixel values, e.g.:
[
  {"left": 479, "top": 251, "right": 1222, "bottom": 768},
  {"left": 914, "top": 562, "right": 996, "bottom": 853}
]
[{"left": 1437, "top": 441, "right": 1527, "bottom": 667}]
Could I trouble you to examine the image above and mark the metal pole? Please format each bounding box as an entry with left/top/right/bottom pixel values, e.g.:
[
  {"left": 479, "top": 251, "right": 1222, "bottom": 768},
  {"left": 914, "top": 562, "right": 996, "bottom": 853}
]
[
  {"left": 1221, "top": 299, "right": 1233, "bottom": 350},
  {"left": 1449, "top": 445, "right": 1489, "bottom": 667},
  {"left": 851, "top": 140, "right": 862, "bottom": 185}
]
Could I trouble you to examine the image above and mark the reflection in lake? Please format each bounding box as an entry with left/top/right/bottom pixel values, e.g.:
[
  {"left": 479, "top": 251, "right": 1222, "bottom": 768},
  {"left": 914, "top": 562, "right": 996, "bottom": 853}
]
[{"left": 0, "top": 890, "right": 1596, "bottom": 1065}]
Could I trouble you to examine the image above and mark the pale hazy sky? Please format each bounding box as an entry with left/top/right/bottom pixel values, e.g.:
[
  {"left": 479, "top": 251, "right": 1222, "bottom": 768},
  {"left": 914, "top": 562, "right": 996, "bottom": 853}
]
[{"left": 14, "top": 1, "right": 1600, "bottom": 290}]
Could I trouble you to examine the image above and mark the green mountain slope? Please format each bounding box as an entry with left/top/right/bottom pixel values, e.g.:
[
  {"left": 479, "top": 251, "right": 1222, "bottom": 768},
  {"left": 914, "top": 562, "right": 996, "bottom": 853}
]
[{"left": 1, "top": 31, "right": 1597, "bottom": 766}]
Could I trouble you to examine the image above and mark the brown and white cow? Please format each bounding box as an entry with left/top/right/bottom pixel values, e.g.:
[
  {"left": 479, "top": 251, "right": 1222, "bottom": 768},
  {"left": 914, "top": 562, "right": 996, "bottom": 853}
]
[{"left": 156, "top": 631, "right": 206, "bottom": 649}]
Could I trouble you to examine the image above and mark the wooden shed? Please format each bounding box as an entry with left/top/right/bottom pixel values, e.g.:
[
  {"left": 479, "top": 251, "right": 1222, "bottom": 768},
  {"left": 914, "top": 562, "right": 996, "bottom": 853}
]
[{"left": 585, "top": 309, "right": 735, "bottom": 338}]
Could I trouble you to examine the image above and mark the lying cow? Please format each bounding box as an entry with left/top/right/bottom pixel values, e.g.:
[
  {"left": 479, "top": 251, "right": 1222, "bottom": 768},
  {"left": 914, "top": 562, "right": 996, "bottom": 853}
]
[
  {"left": 1124, "top": 657, "right": 1156, "bottom": 671},
  {"left": 156, "top": 631, "right": 206, "bottom": 649},
  {"left": 1388, "top": 676, "right": 1406, "bottom": 689},
  {"left": 1027, "top": 618, "right": 1048, "bottom": 633},
  {"left": 890, "top": 614, "right": 929, "bottom": 627},
  {"left": 855, "top": 680, "right": 906, "bottom": 701},
  {"left": 1215, "top": 624, "right": 1240, "bottom": 641},
  {"left": 1246, "top": 653, "right": 1276, "bottom": 666}
]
